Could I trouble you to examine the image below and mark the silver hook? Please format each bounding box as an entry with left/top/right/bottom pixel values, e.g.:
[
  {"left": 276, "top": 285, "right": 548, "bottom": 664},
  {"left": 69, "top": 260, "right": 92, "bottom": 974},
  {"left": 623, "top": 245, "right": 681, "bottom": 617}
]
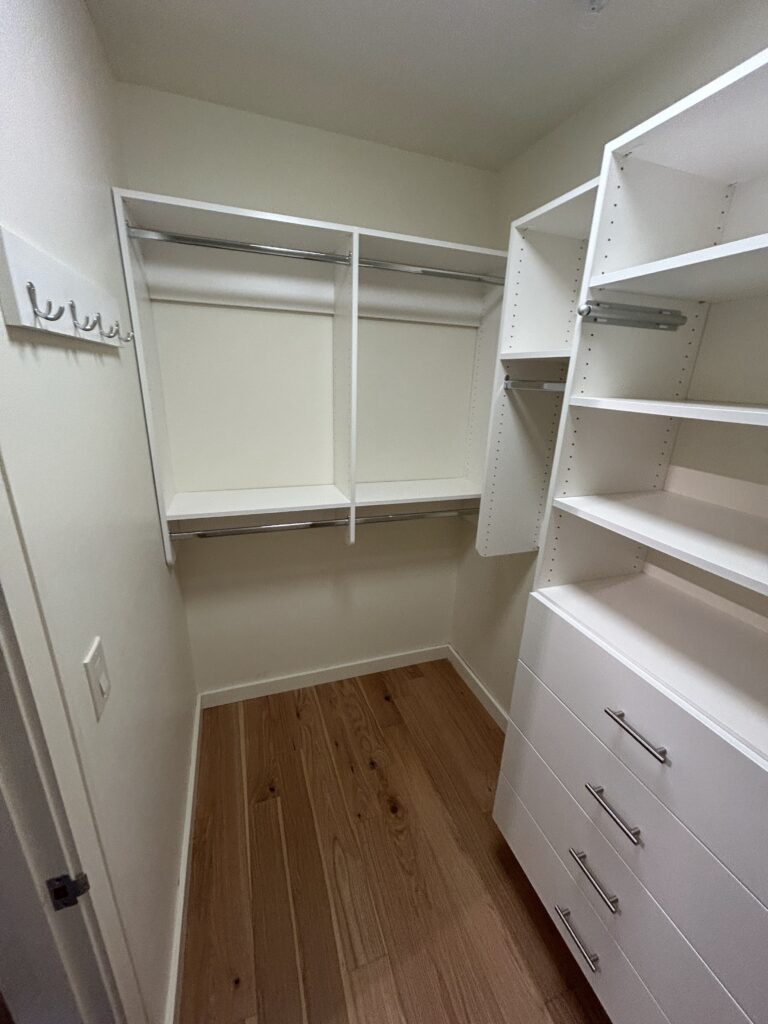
[
  {"left": 27, "top": 281, "right": 65, "bottom": 322},
  {"left": 118, "top": 330, "right": 135, "bottom": 345},
  {"left": 69, "top": 300, "right": 99, "bottom": 332},
  {"left": 101, "top": 319, "right": 120, "bottom": 340}
]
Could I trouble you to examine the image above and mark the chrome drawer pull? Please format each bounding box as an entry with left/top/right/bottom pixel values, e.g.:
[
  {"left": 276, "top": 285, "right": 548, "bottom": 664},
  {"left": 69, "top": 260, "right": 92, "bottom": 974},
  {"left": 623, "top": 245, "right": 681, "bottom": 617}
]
[
  {"left": 586, "top": 783, "right": 641, "bottom": 845},
  {"left": 569, "top": 848, "right": 619, "bottom": 913},
  {"left": 555, "top": 905, "right": 600, "bottom": 972},
  {"left": 605, "top": 708, "right": 667, "bottom": 764}
]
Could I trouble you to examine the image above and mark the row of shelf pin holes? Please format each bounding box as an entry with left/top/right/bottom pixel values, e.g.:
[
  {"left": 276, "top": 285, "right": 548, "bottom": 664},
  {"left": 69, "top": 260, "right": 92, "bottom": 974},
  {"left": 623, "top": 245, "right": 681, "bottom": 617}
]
[{"left": 27, "top": 281, "right": 134, "bottom": 344}]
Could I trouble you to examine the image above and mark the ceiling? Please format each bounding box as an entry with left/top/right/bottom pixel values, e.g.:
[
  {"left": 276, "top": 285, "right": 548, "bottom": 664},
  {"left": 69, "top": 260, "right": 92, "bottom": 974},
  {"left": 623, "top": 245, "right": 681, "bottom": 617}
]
[{"left": 87, "top": 0, "right": 716, "bottom": 170}]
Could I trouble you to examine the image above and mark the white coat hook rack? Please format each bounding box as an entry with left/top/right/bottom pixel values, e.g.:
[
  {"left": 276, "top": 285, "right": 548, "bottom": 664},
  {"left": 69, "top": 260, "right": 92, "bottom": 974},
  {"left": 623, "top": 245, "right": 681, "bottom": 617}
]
[{"left": 578, "top": 300, "right": 687, "bottom": 331}]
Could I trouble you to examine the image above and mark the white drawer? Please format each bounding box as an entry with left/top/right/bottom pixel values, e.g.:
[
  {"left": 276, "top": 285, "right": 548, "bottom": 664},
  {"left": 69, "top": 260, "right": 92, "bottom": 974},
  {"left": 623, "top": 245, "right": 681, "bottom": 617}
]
[
  {"left": 520, "top": 592, "right": 768, "bottom": 911},
  {"left": 507, "top": 660, "right": 768, "bottom": 1024},
  {"left": 499, "top": 716, "right": 749, "bottom": 1024},
  {"left": 493, "top": 775, "right": 670, "bottom": 1024}
]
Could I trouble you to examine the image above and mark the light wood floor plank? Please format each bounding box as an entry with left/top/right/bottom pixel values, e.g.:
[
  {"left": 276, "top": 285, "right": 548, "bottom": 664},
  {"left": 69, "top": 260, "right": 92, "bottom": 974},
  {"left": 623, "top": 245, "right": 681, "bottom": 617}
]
[{"left": 179, "top": 704, "right": 257, "bottom": 1024}]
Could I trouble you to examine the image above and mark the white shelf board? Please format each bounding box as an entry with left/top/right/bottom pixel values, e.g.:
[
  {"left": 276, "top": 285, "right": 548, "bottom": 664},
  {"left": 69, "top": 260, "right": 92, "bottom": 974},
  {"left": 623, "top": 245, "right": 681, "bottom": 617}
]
[
  {"left": 356, "top": 478, "right": 480, "bottom": 507},
  {"left": 571, "top": 395, "right": 768, "bottom": 427},
  {"left": 539, "top": 573, "right": 768, "bottom": 761},
  {"left": 500, "top": 348, "right": 571, "bottom": 361},
  {"left": 514, "top": 178, "right": 599, "bottom": 240},
  {"left": 553, "top": 490, "right": 768, "bottom": 596},
  {"left": 591, "top": 233, "right": 768, "bottom": 302},
  {"left": 167, "top": 484, "right": 350, "bottom": 521}
]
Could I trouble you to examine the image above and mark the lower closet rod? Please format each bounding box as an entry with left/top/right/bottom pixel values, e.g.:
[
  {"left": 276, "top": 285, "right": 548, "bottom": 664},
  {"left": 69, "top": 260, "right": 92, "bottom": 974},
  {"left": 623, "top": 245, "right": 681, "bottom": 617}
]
[{"left": 172, "top": 506, "right": 478, "bottom": 540}]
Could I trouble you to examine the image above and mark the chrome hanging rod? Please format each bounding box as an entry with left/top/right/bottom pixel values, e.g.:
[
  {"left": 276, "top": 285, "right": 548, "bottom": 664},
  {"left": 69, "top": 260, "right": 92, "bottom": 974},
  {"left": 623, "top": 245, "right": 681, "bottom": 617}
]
[
  {"left": 171, "top": 505, "right": 478, "bottom": 541},
  {"left": 127, "top": 227, "right": 505, "bottom": 286},
  {"left": 578, "top": 300, "right": 687, "bottom": 331},
  {"left": 504, "top": 378, "right": 565, "bottom": 393}
]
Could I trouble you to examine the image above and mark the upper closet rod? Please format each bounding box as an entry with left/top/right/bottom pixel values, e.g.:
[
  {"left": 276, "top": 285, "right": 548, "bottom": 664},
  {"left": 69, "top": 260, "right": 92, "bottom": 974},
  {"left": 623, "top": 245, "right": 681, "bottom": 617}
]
[{"left": 127, "top": 227, "right": 505, "bottom": 286}]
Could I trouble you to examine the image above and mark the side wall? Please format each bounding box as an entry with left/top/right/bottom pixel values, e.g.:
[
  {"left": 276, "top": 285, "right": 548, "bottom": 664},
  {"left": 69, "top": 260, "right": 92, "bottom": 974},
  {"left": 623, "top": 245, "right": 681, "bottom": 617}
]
[
  {"left": 114, "top": 83, "right": 497, "bottom": 697},
  {"left": 0, "top": 3, "right": 195, "bottom": 1020}
]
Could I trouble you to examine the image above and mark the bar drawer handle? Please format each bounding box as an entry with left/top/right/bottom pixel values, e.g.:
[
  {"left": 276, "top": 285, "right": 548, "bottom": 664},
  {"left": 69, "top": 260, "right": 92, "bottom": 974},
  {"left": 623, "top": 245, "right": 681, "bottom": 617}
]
[
  {"left": 586, "top": 783, "right": 641, "bottom": 845},
  {"left": 605, "top": 708, "right": 667, "bottom": 764},
  {"left": 555, "top": 905, "right": 600, "bottom": 972},
  {"left": 569, "top": 848, "right": 619, "bottom": 913}
]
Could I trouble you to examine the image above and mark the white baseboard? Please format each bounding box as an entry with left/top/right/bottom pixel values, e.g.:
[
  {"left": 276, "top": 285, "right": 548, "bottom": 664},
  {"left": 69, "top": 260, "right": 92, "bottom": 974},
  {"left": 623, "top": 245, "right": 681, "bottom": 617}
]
[
  {"left": 164, "top": 695, "right": 202, "bottom": 1024},
  {"left": 446, "top": 646, "right": 509, "bottom": 730}
]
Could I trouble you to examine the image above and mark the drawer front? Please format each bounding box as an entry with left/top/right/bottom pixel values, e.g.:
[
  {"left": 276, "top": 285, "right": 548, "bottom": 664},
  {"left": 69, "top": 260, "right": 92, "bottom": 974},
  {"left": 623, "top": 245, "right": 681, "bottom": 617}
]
[
  {"left": 520, "top": 592, "right": 768, "bottom": 910},
  {"left": 493, "top": 775, "right": 670, "bottom": 1024},
  {"left": 507, "top": 660, "right": 768, "bottom": 1024},
  {"left": 500, "top": 717, "right": 749, "bottom": 1024}
]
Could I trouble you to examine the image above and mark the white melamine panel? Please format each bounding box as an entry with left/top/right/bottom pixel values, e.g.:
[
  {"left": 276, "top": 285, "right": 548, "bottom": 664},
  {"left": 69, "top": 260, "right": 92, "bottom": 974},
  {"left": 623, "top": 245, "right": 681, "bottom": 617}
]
[
  {"left": 501, "top": 349, "right": 571, "bottom": 361},
  {"left": 477, "top": 386, "right": 562, "bottom": 555},
  {"left": 501, "top": 721, "right": 749, "bottom": 1024},
  {"left": 333, "top": 233, "right": 358, "bottom": 541},
  {"left": 553, "top": 491, "right": 768, "bottom": 596},
  {"left": 166, "top": 484, "right": 349, "bottom": 521},
  {"left": 357, "top": 231, "right": 506, "bottom": 280},
  {"left": 464, "top": 294, "right": 502, "bottom": 485},
  {"left": 355, "top": 479, "right": 479, "bottom": 506},
  {"left": 356, "top": 319, "right": 476, "bottom": 483},
  {"left": 493, "top": 778, "right": 670, "bottom": 1024},
  {"left": 153, "top": 301, "right": 335, "bottom": 492},
  {"left": 592, "top": 232, "right": 768, "bottom": 303},
  {"left": 540, "top": 510, "right": 646, "bottom": 589},
  {"left": 572, "top": 396, "right": 768, "bottom": 426},
  {"left": 592, "top": 156, "right": 730, "bottom": 274},
  {"left": 505, "top": 661, "right": 768, "bottom": 1024},
  {"left": 505, "top": 229, "right": 585, "bottom": 355},
  {"left": 515, "top": 179, "right": 599, "bottom": 240},
  {"left": 685, "top": 295, "right": 768, "bottom": 407},
  {"left": 358, "top": 267, "right": 489, "bottom": 327}
]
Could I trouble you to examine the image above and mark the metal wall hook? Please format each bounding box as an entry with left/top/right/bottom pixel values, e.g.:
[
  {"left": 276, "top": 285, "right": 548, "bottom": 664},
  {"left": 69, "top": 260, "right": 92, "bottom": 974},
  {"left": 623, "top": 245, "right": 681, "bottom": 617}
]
[
  {"left": 100, "top": 319, "right": 120, "bottom": 340},
  {"left": 119, "top": 330, "right": 135, "bottom": 345},
  {"left": 27, "top": 281, "right": 65, "bottom": 322},
  {"left": 69, "top": 300, "right": 99, "bottom": 332}
]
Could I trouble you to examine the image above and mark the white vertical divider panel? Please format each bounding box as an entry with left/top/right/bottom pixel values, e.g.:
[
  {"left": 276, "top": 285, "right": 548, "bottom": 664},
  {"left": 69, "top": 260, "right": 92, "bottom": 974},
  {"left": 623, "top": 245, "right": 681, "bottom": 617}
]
[
  {"left": 113, "top": 190, "right": 175, "bottom": 566},
  {"left": 333, "top": 232, "right": 358, "bottom": 543}
]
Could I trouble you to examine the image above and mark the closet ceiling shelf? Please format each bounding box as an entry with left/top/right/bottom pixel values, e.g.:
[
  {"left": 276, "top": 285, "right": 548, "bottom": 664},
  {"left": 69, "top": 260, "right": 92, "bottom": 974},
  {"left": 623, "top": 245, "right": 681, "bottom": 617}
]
[
  {"left": 356, "top": 478, "right": 480, "bottom": 506},
  {"left": 590, "top": 232, "right": 768, "bottom": 303},
  {"left": 553, "top": 491, "right": 768, "bottom": 597},
  {"left": 166, "top": 484, "right": 350, "bottom": 521},
  {"left": 128, "top": 227, "right": 506, "bottom": 286},
  {"left": 571, "top": 396, "right": 768, "bottom": 427},
  {"left": 500, "top": 349, "right": 571, "bottom": 361}
]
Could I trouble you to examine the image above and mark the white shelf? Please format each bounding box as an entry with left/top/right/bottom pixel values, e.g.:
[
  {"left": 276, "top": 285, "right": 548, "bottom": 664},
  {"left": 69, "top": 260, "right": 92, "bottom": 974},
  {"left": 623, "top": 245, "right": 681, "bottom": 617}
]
[
  {"left": 356, "top": 478, "right": 480, "bottom": 507},
  {"left": 571, "top": 396, "right": 768, "bottom": 427},
  {"left": 514, "top": 178, "right": 599, "bottom": 240},
  {"left": 591, "top": 233, "right": 768, "bottom": 302},
  {"left": 500, "top": 348, "right": 571, "bottom": 361},
  {"left": 167, "top": 484, "right": 350, "bottom": 521},
  {"left": 553, "top": 490, "right": 768, "bottom": 596},
  {"left": 539, "top": 573, "right": 768, "bottom": 760}
]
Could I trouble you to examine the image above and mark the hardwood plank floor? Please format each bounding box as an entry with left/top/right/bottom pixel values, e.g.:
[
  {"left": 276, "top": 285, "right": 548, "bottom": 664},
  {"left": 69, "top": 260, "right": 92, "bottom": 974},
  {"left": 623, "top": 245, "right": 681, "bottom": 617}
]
[{"left": 179, "top": 661, "right": 609, "bottom": 1024}]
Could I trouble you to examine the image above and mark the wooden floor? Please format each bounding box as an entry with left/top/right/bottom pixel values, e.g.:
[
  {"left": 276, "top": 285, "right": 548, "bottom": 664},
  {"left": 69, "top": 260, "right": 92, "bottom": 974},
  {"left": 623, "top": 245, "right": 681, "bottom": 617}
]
[{"left": 179, "top": 660, "right": 609, "bottom": 1024}]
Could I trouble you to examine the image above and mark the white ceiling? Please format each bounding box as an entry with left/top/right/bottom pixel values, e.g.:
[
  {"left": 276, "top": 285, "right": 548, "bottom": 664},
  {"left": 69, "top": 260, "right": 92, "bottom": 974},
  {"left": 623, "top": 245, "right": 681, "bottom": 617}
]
[{"left": 87, "top": 0, "right": 716, "bottom": 170}]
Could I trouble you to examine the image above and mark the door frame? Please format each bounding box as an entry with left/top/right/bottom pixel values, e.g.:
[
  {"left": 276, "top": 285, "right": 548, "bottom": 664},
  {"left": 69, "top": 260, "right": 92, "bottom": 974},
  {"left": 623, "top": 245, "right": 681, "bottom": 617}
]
[{"left": 0, "top": 456, "right": 146, "bottom": 1023}]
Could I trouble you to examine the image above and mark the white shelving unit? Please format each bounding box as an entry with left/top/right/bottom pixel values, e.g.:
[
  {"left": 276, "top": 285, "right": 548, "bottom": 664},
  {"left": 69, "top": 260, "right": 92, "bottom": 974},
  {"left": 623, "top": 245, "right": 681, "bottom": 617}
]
[
  {"left": 490, "top": 50, "right": 768, "bottom": 1024},
  {"left": 476, "top": 179, "right": 598, "bottom": 556},
  {"left": 114, "top": 190, "right": 505, "bottom": 563}
]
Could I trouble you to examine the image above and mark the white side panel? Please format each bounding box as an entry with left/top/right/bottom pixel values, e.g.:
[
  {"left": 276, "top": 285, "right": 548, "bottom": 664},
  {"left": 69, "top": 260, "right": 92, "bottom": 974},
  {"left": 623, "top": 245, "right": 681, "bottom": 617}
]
[
  {"left": 464, "top": 291, "right": 502, "bottom": 486},
  {"left": 333, "top": 233, "right": 358, "bottom": 542}
]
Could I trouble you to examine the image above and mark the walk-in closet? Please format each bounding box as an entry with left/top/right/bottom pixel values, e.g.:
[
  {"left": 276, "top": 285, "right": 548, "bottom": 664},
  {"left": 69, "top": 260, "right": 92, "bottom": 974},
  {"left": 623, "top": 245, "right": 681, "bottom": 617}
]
[{"left": 1, "top": 4, "right": 767, "bottom": 1024}]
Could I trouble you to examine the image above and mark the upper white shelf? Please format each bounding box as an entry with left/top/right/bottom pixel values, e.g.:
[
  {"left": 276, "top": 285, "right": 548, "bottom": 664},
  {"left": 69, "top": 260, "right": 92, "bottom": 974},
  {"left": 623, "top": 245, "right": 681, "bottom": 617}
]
[
  {"left": 553, "top": 490, "right": 768, "bottom": 596},
  {"left": 590, "top": 233, "right": 768, "bottom": 302},
  {"left": 500, "top": 348, "right": 571, "bottom": 361},
  {"left": 571, "top": 395, "right": 768, "bottom": 427},
  {"left": 167, "top": 484, "right": 350, "bottom": 521},
  {"left": 356, "top": 478, "right": 480, "bottom": 507},
  {"left": 514, "top": 178, "right": 599, "bottom": 240},
  {"left": 539, "top": 572, "right": 768, "bottom": 761}
]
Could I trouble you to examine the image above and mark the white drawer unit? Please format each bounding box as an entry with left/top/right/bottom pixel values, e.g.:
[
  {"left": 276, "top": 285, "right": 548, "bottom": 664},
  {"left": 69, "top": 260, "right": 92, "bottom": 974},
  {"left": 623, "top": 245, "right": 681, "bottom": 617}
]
[
  {"left": 519, "top": 588, "right": 768, "bottom": 912},
  {"left": 493, "top": 775, "right": 670, "bottom": 1024},
  {"left": 499, "top": 717, "right": 750, "bottom": 1024},
  {"left": 504, "top": 661, "right": 768, "bottom": 1024}
]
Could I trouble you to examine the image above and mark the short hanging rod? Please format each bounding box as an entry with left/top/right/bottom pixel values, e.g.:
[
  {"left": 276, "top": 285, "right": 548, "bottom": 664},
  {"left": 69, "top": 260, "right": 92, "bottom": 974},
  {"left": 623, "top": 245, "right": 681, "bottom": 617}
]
[
  {"left": 504, "top": 378, "right": 565, "bottom": 393},
  {"left": 127, "top": 227, "right": 505, "bottom": 286},
  {"left": 171, "top": 505, "right": 478, "bottom": 541}
]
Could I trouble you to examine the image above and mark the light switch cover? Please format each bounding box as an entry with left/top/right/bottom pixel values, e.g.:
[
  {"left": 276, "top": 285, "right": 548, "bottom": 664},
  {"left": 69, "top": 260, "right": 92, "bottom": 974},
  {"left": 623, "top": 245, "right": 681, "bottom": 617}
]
[{"left": 83, "top": 637, "right": 111, "bottom": 721}]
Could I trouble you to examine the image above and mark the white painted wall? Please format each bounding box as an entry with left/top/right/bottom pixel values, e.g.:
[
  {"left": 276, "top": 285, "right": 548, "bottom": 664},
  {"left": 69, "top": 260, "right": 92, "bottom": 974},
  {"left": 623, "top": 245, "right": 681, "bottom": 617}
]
[
  {"left": 115, "top": 84, "right": 501, "bottom": 248},
  {"left": 0, "top": 2, "right": 195, "bottom": 1021}
]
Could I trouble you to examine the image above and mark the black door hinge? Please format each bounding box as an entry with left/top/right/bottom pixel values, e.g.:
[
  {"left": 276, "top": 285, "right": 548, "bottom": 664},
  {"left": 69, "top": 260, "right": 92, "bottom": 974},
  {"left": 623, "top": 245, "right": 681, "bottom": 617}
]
[{"left": 46, "top": 871, "right": 90, "bottom": 911}]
